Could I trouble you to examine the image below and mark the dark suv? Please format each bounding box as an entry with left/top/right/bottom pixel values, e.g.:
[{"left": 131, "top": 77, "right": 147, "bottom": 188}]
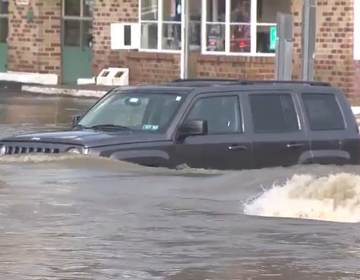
[{"left": 0, "top": 80, "right": 359, "bottom": 170}]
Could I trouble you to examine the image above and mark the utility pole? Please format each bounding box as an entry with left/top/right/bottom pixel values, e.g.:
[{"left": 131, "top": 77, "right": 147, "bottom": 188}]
[
  {"left": 275, "top": 13, "right": 293, "bottom": 80},
  {"left": 301, "top": 0, "right": 316, "bottom": 81},
  {"left": 180, "top": 0, "right": 190, "bottom": 79}
]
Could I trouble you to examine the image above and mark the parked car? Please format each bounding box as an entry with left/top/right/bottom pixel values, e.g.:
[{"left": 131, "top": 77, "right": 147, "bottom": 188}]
[{"left": 0, "top": 80, "right": 359, "bottom": 170}]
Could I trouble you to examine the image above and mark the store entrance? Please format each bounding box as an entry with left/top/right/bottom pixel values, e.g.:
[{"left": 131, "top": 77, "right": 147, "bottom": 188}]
[
  {"left": 62, "top": 0, "right": 93, "bottom": 84},
  {"left": 0, "top": 0, "right": 8, "bottom": 72}
]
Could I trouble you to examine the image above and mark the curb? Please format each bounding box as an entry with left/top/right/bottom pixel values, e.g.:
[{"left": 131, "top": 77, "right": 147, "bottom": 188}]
[{"left": 22, "top": 85, "right": 108, "bottom": 98}]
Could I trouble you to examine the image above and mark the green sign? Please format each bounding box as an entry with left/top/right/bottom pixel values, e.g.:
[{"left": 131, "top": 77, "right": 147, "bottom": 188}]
[{"left": 270, "top": 26, "right": 277, "bottom": 50}]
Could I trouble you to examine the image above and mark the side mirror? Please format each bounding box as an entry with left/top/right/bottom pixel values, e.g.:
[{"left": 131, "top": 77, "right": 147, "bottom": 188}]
[
  {"left": 177, "top": 119, "right": 208, "bottom": 140},
  {"left": 72, "top": 114, "right": 82, "bottom": 127}
]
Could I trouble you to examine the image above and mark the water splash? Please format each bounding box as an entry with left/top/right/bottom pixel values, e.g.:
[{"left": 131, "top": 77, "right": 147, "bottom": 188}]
[
  {"left": 243, "top": 173, "right": 360, "bottom": 223},
  {"left": 0, "top": 154, "right": 87, "bottom": 163}
]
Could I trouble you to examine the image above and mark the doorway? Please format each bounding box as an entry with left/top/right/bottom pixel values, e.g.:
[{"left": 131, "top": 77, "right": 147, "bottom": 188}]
[
  {"left": 62, "top": 0, "right": 93, "bottom": 84},
  {"left": 0, "top": 0, "right": 8, "bottom": 72}
]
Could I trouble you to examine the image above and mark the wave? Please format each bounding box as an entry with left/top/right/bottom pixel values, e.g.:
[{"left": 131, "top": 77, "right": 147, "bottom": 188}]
[{"left": 243, "top": 173, "right": 360, "bottom": 223}]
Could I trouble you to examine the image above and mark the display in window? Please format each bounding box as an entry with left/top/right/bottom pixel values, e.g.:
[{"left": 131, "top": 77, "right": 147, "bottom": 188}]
[
  {"left": 162, "top": 23, "right": 181, "bottom": 50},
  {"left": 230, "top": 25, "right": 250, "bottom": 52},
  {"left": 206, "top": 24, "right": 225, "bottom": 52},
  {"left": 256, "top": 25, "right": 276, "bottom": 53}
]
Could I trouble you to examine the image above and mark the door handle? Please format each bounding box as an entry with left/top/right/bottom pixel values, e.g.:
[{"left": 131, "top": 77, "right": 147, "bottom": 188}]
[
  {"left": 228, "top": 144, "right": 248, "bottom": 151},
  {"left": 286, "top": 143, "right": 304, "bottom": 149}
]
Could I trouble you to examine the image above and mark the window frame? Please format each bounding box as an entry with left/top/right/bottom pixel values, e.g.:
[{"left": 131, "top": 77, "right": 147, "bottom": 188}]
[
  {"left": 249, "top": 93, "right": 301, "bottom": 134},
  {"left": 201, "top": 0, "right": 276, "bottom": 57},
  {"left": 139, "top": 0, "right": 183, "bottom": 53},
  {"left": 183, "top": 94, "right": 243, "bottom": 135},
  {"left": 354, "top": 0, "right": 360, "bottom": 60}
]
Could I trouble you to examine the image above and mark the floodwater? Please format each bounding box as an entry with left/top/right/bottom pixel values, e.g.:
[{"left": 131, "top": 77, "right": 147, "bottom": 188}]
[{"left": 0, "top": 91, "right": 359, "bottom": 280}]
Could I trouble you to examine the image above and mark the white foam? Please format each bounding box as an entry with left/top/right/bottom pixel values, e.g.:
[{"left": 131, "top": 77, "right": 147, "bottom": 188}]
[
  {"left": 244, "top": 173, "right": 360, "bottom": 223},
  {"left": 0, "top": 154, "right": 86, "bottom": 163}
]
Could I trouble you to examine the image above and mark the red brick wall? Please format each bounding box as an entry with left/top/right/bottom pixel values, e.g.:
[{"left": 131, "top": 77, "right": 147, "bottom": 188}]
[
  {"left": 92, "top": 0, "right": 138, "bottom": 75},
  {"left": 92, "top": 0, "right": 180, "bottom": 84},
  {"left": 7, "top": 0, "right": 61, "bottom": 75},
  {"left": 292, "top": 0, "right": 355, "bottom": 98},
  {"left": 197, "top": 56, "right": 275, "bottom": 80},
  {"left": 354, "top": 61, "right": 360, "bottom": 100}
]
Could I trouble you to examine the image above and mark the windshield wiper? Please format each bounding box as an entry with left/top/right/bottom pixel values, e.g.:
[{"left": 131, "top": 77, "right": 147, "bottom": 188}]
[{"left": 88, "top": 124, "right": 132, "bottom": 131}]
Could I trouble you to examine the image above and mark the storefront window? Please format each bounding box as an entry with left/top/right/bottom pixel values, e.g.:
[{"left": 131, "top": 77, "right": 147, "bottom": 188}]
[
  {"left": 141, "top": 23, "right": 158, "bottom": 49},
  {"left": 140, "top": 0, "right": 182, "bottom": 51},
  {"left": 190, "top": 1, "right": 201, "bottom": 47},
  {"left": 203, "top": 0, "right": 290, "bottom": 55}
]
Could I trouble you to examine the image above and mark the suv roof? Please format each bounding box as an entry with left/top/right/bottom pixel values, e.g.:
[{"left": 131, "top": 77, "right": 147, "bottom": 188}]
[
  {"left": 168, "top": 79, "right": 332, "bottom": 88},
  {"left": 113, "top": 79, "right": 335, "bottom": 96}
]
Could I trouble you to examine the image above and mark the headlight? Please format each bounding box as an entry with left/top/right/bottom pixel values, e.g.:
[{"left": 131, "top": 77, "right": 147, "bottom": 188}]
[
  {"left": 0, "top": 145, "right": 6, "bottom": 156},
  {"left": 67, "top": 147, "right": 89, "bottom": 155}
]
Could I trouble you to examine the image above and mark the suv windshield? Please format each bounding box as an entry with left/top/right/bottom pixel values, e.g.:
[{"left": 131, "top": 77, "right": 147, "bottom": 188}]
[{"left": 79, "top": 91, "right": 185, "bottom": 133}]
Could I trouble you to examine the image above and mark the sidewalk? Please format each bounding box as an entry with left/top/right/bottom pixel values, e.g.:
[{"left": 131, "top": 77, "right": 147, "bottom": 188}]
[{"left": 21, "top": 83, "right": 116, "bottom": 98}]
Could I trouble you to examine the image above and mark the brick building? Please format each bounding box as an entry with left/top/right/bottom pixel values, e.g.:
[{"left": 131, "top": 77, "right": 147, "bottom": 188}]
[{"left": 0, "top": 0, "right": 359, "bottom": 100}]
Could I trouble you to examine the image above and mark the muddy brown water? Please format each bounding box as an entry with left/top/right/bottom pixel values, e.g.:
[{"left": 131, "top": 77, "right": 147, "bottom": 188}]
[{"left": 0, "top": 92, "right": 359, "bottom": 279}]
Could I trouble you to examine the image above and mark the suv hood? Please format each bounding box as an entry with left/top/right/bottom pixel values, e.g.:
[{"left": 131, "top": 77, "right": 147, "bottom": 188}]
[{"left": 1, "top": 129, "right": 169, "bottom": 147}]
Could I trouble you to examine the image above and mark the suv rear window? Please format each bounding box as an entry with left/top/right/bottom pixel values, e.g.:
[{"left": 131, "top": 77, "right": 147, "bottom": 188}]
[
  {"left": 250, "top": 94, "right": 299, "bottom": 133},
  {"left": 302, "top": 94, "right": 345, "bottom": 131}
]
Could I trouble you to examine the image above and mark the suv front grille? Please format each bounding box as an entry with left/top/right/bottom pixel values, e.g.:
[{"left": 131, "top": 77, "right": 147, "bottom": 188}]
[{"left": 4, "top": 144, "right": 62, "bottom": 155}]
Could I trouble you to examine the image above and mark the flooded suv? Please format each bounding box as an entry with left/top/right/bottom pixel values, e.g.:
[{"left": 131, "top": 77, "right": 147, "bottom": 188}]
[{"left": 0, "top": 80, "right": 359, "bottom": 170}]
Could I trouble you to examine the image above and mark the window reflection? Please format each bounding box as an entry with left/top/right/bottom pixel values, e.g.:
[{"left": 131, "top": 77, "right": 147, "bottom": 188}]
[
  {"left": 163, "top": 0, "right": 181, "bottom": 22},
  {"left": 64, "top": 20, "right": 81, "bottom": 46},
  {"left": 83, "top": 0, "right": 94, "bottom": 17},
  {"left": 141, "top": 0, "right": 158, "bottom": 20},
  {"left": 141, "top": 23, "right": 158, "bottom": 49},
  {"left": 65, "top": 0, "right": 81, "bottom": 16},
  {"left": 162, "top": 23, "right": 181, "bottom": 50},
  {"left": 257, "top": 0, "right": 290, "bottom": 23},
  {"left": 231, "top": 0, "right": 250, "bottom": 23},
  {"left": 206, "top": 0, "right": 225, "bottom": 22},
  {"left": 0, "top": 0, "right": 8, "bottom": 15},
  {"left": 0, "top": 18, "right": 8, "bottom": 43}
]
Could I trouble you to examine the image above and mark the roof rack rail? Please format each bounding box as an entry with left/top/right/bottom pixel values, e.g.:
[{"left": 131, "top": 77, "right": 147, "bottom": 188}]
[
  {"left": 171, "top": 78, "right": 238, "bottom": 83},
  {"left": 233, "top": 80, "right": 331, "bottom": 87},
  {"left": 171, "top": 79, "right": 331, "bottom": 87}
]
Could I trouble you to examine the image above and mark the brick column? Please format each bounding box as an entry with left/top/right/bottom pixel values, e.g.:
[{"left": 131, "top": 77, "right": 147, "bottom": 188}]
[
  {"left": 7, "top": 0, "right": 61, "bottom": 76},
  {"left": 292, "top": 0, "right": 355, "bottom": 99}
]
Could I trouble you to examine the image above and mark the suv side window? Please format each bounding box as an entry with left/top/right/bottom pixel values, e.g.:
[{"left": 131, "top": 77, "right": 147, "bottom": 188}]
[
  {"left": 185, "top": 96, "right": 241, "bottom": 134},
  {"left": 250, "top": 94, "right": 299, "bottom": 133},
  {"left": 302, "top": 94, "right": 345, "bottom": 131}
]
